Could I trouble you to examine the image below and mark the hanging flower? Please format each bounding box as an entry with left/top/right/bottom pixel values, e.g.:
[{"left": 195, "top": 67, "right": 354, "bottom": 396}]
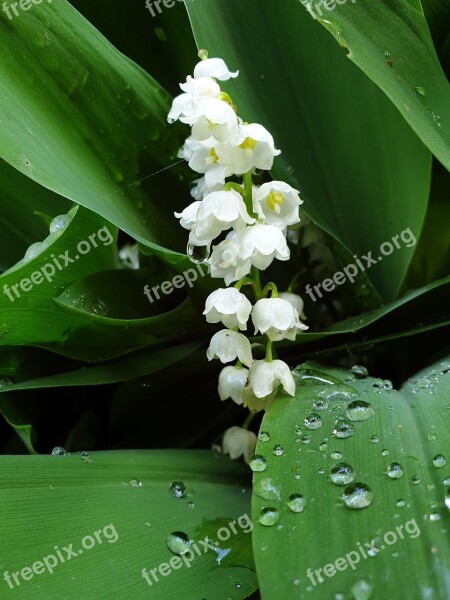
[
  {"left": 207, "top": 330, "right": 253, "bottom": 367},
  {"left": 253, "top": 181, "right": 302, "bottom": 229},
  {"left": 208, "top": 232, "right": 252, "bottom": 285},
  {"left": 185, "top": 99, "right": 239, "bottom": 144},
  {"left": 222, "top": 426, "right": 257, "bottom": 463},
  {"left": 218, "top": 366, "right": 249, "bottom": 404},
  {"left": 239, "top": 224, "right": 290, "bottom": 270},
  {"left": 252, "top": 297, "right": 308, "bottom": 341},
  {"left": 278, "top": 291, "right": 307, "bottom": 320},
  {"left": 204, "top": 288, "right": 252, "bottom": 330},
  {"left": 221, "top": 123, "right": 281, "bottom": 173},
  {"left": 247, "top": 359, "right": 296, "bottom": 398},
  {"left": 193, "top": 58, "right": 239, "bottom": 81},
  {"left": 168, "top": 76, "right": 221, "bottom": 123}
]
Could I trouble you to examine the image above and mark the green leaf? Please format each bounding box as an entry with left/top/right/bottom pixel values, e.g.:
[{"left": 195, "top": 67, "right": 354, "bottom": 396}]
[
  {"left": 251, "top": 359, "right": 450, "bottom": 599},
  {"left": 185, "top": 0, "right": 432, "bottom": 301},
  {"left": 0, "top": 451, "right": 257, "bottom": 599},
  {"left": 299, "top": 0, "right": 450, "bottom": 170},
  {"left": 0, "top": 0, "right": 188, "bottom": 257}
]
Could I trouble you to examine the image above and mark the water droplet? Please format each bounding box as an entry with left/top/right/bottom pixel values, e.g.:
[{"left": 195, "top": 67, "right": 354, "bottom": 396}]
[
  {"left": 381, "top": 449, "right": 389, "bottom": 456},
  {"left": 318, "top": 468, "right": 324, "bottom": 475},
  {"left": 331, "top": 451, "right": 343, "bottom": 460},
  {"left": 81, "top": 451, "right": 90, "bottom": 463},
  {"left": 258, "top": 431, "right": 270, "bottom": 442},
  {"left": 370, "top": 435, "right": 379, "bottom": 443},
  {"left": 352, "top": 579, "right": 373, "bottom": 600},
  {"left": 319, "top": 441, "right": 328, "bottom": 452},
  {"left": 429, "top": 512, "right": 441, "bottom": 522},
  {"left": 24, "top": 242, "right": 45, "bottom": 262},
  {"left": 52, "top": 446, "right": 67, "bottom": 456},
  {"left": 273, "top": 444, "right": 284, "bottom": 456},
  {"left": 254, "top": 477, "right": 281, "bottom": 502},
  {"left": 187, "top": 243, "right": 209, "bottom": 264},
  {"left": 346, "top": 400, "right": 375, "bottom": 422},
  {"left": 249, "top": 455, "right": 267, "bottom": 472},
  {"left": 197, "top": 48, "right": 209, "bottom": 60},
  {"left": 433, "top": 454, "right": 446, "bottom": 468},
  {"left": 49, "top": 214, "right": 70, "bottom": 234},
  {"left": 443, "top": 476, "right": 450, "bottom": 485},
  {"left": 89, "top": 299, "right": 108, "bottom": 316},
  {"left": 350, "top": 365, "right": 368, "bottom": 379},
  {"left": 187, "top": 501, "right": 195, "bottom": 509},
  {"left": 0, "top": 376, "right": 14, "bottom": 389},
  {"left": 169, "top": 481, "right": 186, "bottom": 498},
  {"left": 411, "top": 475, "right": 421, "bottom": 485},
  {"left": 333, "top": 418, "right": 355, "bottom": 439},
  {"left": 387, "top": 462, "right": 403, "bottom": 479},
  {"left": 235, "top": 581, "right": 242, "bottom": 589},
  {"left": 166, "top": 531, "right": 192, "bottom": 555},
  {"left": 330, "top": 463, "right": 355, "bottom": 486},
  {"left": 318, "top": 385, "right": 357, "bottom": 402},
  {"left": 301, "top": 434, "right": 311, "bottom": 444},
  {"left": 343, "top": 482, "right": 373, "bottom": 509},
  {"left": 287, "top": 493, "right": 305, "bottom": 513},
  {"left": 396, "top": 499, "right": 406, "bottom": 507},
  {"left": 313, "top": 399, "right": 328, "bottom": 411},
  {"left": 383, "top": 379, "right": 394, "bottom": 391},
  {"left": 259, "top": 507, "right": 280, "bottom": 526},
  {"left": 445, "top": 489, "right": 450, "bottom": 510},
  {"left": 304, "top": 413, "right": 322, "bottom": 430},
  {"left": 129, "top": 479, "right": 142, "bottom": 488}
]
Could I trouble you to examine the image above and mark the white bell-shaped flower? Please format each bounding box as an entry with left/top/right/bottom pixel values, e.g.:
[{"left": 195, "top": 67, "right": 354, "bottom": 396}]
[
  {"left": 253, "top": 182, "right": 302, "bottom": 229},
  {"left": 207, "top": 329, "right": 253, "bottom": 367},
  {"left": 239, "top": 224, "right": 290, "bottom": 270},
  {"left": 208, "top": 232, "right": 251, "bottom": 285},
  {"left": 180, "top": 140, "right": 233, "bottom": 185},
  {"left": 168, "top": 77, "right": 221, "bottom": 123},
  {"left": 222, "top": 426, "right": 257, "bottom": 463},
  {"left": 278, "top": 292, "right": 306, "bottom": 320},
  {"left": 190, "top": 177, "right": 223, "bottom": 201},
  {"left": 174, "top": 201, "right": 201, "bottom": 231},
  {"left": 183, "top": 99, "right": 239, "bottom": 145},
  {"left": 222, "top": 123, "right": 281, "bottom": 174},
  {"left": 193, "top": 58, "right": 239, "bottom": 81},
  {"left": 252, "top": 297, "right": 308, "bottom": 341},
  {"left": 218, "top": 365, "right": 249, "bottom": 404},
  {"left": 247, "top": 359, "right": 296, "bottom": 398},
  {"left": 189, "top": 190, "right": 255, "bottom": 246},
  {"left": 204, "top": 288, "right": 252, "bottom": 330}
]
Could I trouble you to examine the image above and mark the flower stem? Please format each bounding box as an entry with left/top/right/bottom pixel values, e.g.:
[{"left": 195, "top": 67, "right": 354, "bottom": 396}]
[
  {"left": 265, "top": 339, "right": 273, "bottom": 362},
  {"left": 262, "top": 281, "right": 279, "bottom": 298},
  {"left": 234, "top": 276, "right": 256, "bottom": 291},
  {"left": 251, "top": 266, "right": 262, "bottom": 299},
  {"left": 242, "top": 412, "right": 255, "bottom": 430},
  {"left": 224, "top": 182, "right": 245, "bottom": 195},
  {"left": 243, "top": 170, "right": 254, "bottom": 216}
]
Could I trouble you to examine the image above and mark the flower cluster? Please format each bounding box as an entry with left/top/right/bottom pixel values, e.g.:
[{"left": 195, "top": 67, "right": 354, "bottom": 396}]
[{"left": 169, "top": 53, "right": 308, "bottom": 417}]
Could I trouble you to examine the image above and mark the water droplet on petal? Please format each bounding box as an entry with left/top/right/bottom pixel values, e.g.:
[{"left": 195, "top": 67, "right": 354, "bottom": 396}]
[
  {"left": 249, "top": 455, "right": 267, "bottom": 472},
  {"left": 346, "top": 400, "right": 375, "bottom": 422},
  {"left": 386, "top": 462, "right": 404, "bottom": 480},
  {"left": 167, "top": 531, "right": 192, "bottom": 555},
  {"left": 259, "top": 507, "right": 280, "bottom": 526},
  {"left": 330, "top": 463, "right": 355, "bottom": 486},
  {"left": 343, "top": 482, "right": 373, "bottom": 509},
  {"left": 170, "top": 481, "right": 186, "bottom": 498},
  {"left": 287, "top": 493, "right": 305, "bottom": 513}
]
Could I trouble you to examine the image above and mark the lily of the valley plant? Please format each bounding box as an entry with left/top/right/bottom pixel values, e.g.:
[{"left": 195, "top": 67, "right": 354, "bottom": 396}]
[{"left": 170, "top": 53, "right": 309, "bottom": 459}]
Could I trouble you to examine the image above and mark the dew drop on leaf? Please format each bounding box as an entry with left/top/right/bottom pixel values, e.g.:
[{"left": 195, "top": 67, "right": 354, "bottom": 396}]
[
  {"left": 333, "top": 418, "right": 355, "bottom": 439},
  {"left": 258, "top": 431, "right": 270, "bottom": 442},
  {"left": 304, "top": 413, "right": 322, "bottom": 430},
  {"left": 343, "top": 482, "right": 373, "bottom": 509},
  {"left": 346, "top": 400, "right": 375, "bottom": 422},
  {"left": 169, "top": 481, "right": 186, "bottom": 498},
  {"left": 330, "top": 463, "right": 355, "bottom": 486},
  {"left": 166, "top": 531, "right": 192, "bottom": 555},
  {"left": 386, "top": 462, "right": 404, "bottom": 479},
  {"left": 433, "top": 454, "right": 446, "bottom": 468},
  {"left": 258, "top": 507, "right": 280, "bottom": 526},
  {"left": 350, "top": 365, "right": 368, "bottom": 379},
  {"left": 249, "top": 455, "right": 267, "bottom": 472},
  {"left": 51, "top": 446, "right": 67, "bottom": 456},
  {"left": 286, "top": 493, "right": 305, "bottom": 513}
]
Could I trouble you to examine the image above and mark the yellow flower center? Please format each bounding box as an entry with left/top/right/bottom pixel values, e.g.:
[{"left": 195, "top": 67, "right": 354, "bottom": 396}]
[
  {"left": 218, "top": 92, "right": 237, "bottom": 112},
  {"left": 239, "top": 137, "right": 257, "bottom": 151},
  {"left": 266, "top": 191, "right": 284, "bottom": 213},
  {"left": 206, "top": 147, "right": 219, "bottom": 164}
]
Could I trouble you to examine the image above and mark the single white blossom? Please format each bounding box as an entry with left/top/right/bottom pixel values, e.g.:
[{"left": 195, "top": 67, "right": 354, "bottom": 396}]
[
  {"left": 247, "top": 359, "right": 296, "bottom": 398},
  {"left": 190, "top": 177, "right": 223, "bottom": 201},
  {"left": 204, "top": 288, "right": 252, "bottom": 330},
  {"left": 278, "top": 292, "right": 306, "bottom": 320},
  {"left": 221, "top": 123, "right": 280, "bottom": 174},
  {"left": 193, "top": 58, "right": 239, "bottom": 81},
  {"left": 174, "top": 201, "right": 201, "bottom": 231},
  {"left": 218, "top": 366, "right": 249, "bottom": 404},
  {"left": 179, "top": 139, "right": 233, "bottom": 185},
  {"left": 168, "top": 77, "right": 221, "bottom": 123},
  {"left": 187, "top": 190, "right": 254, "bottom": 246},
  {"left": 208, "top": 232, "right": 251, "bottom": 285},
  {"left": 206, "top": 330, "right": 253, "bottom": 367},
  {"left": 239, "top": 224, "right": 290, "bottom": 270},
  {"left": 183, "top": 98, "right": 239, "bottom": 144},
  {"left": 253, "top": 181, "right": 302, "bottom": 229},
  {"left": 252, "top": 297, "right": 308, "bottom": 341},
  {"left": 222, "top": 426, "right": 257, "bottom": 463}
]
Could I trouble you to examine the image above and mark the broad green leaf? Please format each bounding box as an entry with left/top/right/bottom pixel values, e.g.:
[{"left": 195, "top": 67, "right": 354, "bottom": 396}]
[
  {"left": 0, "top": 451, "right": 257, "bottom": 599},
  {"left": 0, "top": 0, "right": 191, "bottom": 261},
  {"left": 252, "top": 359, "right": 450, "bottom": 599},
  {"left": 185, "top": 0, "right": 432, "bottom": 301},
  {"left": 299, "top": 0, "right": 450, "bottom": 170}
]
